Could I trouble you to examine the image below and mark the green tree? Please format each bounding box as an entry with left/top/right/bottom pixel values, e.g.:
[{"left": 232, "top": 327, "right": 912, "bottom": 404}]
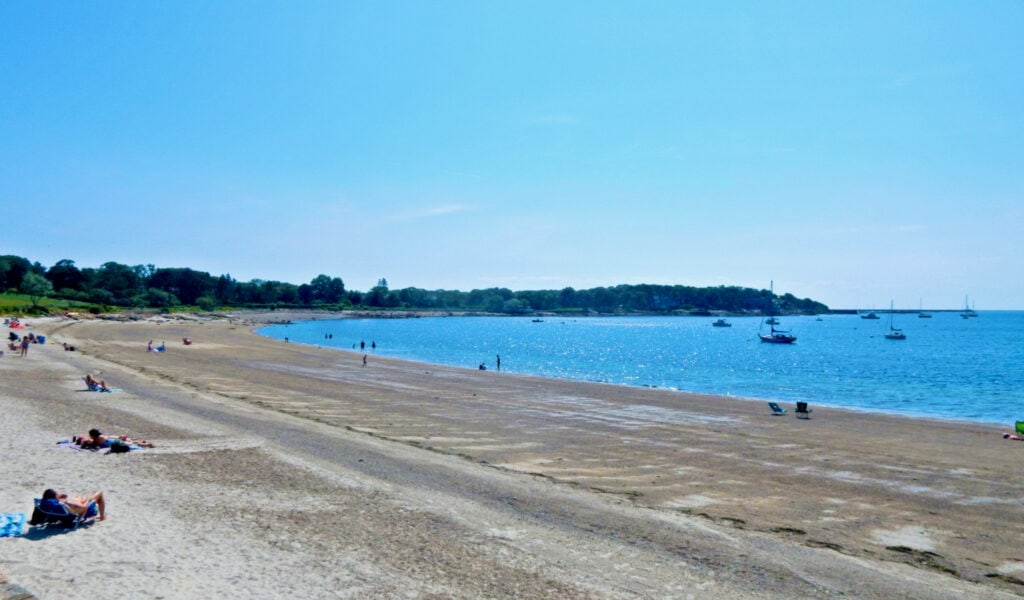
[
  {"left": 502, "top": 298, "right": 531, "bottom": 314},
  {"left": 0, "top": 255, "right": 31, "bottom": 291},
  {"left": 94, "top": 262, "right": 144, "bottom": 304},
  {"left": 309, "top": 275, "right": 345, "bottom": 303},
  {"left": 148, "top": 268, "right": 214, "bottom": 305},
  {"left": 20, "top": 272, "right": 54, "bottom": 307},
  {"left": 46, "top": 259, "right": 86, "bottom": 293}
]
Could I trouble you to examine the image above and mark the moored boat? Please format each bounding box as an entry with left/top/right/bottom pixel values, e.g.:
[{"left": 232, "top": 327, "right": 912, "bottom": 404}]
[
  {"left": 961, "top": 295, "right": 978, "bottom": 318},
  {"left": 885, "top": 301, "right": 906, "bottom": 340},
  {"left": 759, "top": 326, "right": 796, "bottom": 344},
  {"left": 759, "top": 281, "right": 795, "bottom": 343}
]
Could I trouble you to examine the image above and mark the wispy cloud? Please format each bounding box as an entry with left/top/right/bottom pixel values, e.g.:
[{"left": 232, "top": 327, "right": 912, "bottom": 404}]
[
  {"left": 387, "top": 204, "right": 478, "bottom": 222},
  {"left": 532, "top": 114, "right": 582, "bottom": 125},
  {"left": 883, "top": 64, "right": 965, "bottom": 90},
  {"left": 816, "top": 223, "right": 929, "bottom": 236}
]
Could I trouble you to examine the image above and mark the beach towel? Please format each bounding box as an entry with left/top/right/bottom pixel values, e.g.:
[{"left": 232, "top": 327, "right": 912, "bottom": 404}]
[
  {"left": 81, "top": 377, "right": 122, "bottom": 393},
  {"left": 56, "top": 436, "right": 96, "bottom": 450},
  {"left": 0, "top": 513, "right": 26, "bottom": 537},
  {"left": 57, "top": 440, "right": 142, "bottom": 452}
]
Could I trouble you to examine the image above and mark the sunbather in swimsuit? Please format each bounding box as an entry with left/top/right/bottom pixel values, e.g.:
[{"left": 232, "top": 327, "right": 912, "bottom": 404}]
[
  {"left": 41, "top": 488, "right": 106, "bottom": 521},
  {"left": 84, "top": 374, "right": 110, "bottom": 392},
  {"left": 76, "top": 428, "right": 155, "bottom": 449}
]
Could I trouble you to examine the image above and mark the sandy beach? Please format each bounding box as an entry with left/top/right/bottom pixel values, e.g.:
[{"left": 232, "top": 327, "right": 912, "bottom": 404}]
[{"left": 1, "top": 312, "right": 1022, "bottom": 599}]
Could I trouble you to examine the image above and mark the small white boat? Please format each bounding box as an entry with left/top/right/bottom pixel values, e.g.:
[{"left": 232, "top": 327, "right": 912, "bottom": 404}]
[
  {"left": 960, "top": 295, "right": 978, "bottom": 318},
  {"left": 759, "top": 281, "right": 794, "bottom": 342},
  {"left": 885, "top": 301, "right": 906, "bottom": 340}
]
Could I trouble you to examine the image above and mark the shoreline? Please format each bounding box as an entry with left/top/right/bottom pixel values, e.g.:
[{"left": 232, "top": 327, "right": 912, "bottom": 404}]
[
  {"left": 262, "top": 333, "right": 1005, "bottom": 429},
  {"left": 251, "top": 313, "right": 1016, "bottom": 428},
  {"left": 2, "top": 314, "right": 1022, "bottom": 598}
]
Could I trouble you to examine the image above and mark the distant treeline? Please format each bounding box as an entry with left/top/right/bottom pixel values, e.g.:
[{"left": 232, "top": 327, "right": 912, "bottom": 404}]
[{"left": 0, "top": 255, "right": 829, "bottom": 315}]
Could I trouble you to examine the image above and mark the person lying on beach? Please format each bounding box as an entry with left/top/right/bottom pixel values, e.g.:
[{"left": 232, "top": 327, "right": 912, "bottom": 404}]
[
  {"left": 84, "top": 374, "right": 110, "bottom": 392},
  {"left": 75, "top": 428, "right": 155, "bottom": 449},
  {"left": 41, "top": 488, "right": 107, "bottom": 521}
]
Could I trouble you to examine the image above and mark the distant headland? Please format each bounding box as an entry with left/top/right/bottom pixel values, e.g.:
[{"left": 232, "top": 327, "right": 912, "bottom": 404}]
[{"left": 1, "top": 254, "right": 827, "bottom": 316}]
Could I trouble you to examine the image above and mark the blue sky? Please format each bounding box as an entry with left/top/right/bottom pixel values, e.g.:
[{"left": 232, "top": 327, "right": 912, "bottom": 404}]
[{"left": 2, "top": 2, "right": 1021, "bottom": 309}]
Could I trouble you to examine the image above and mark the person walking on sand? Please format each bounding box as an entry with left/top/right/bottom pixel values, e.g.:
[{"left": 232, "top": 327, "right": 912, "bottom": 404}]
[
  {"left": 362, "top": 354, "right": 367, "bottom": 366},
  {"left": 20, "top": 335, "right": 30, "bottom": 357}
]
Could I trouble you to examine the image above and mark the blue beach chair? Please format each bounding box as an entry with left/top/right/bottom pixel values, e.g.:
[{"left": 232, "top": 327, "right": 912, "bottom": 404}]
[
  {"left": 29, "top": 498, "right": 94, "bottom": 529},
  {"left": 768, "top": 402, "right": 787, "bottom": 415}
]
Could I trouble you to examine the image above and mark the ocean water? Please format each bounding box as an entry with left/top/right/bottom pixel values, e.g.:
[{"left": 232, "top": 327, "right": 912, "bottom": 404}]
[{"left": 257, "top": 312, "right": 1024, "bottom": 426}]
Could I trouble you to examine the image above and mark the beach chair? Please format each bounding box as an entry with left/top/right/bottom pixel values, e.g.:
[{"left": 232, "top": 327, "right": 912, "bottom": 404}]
[
  {"left": 768, "top": 402, "right": 787, "bottom": 415},
  {"left": 28, "top": 498, "right": 89, "bottom": 529},
  {"left": 795, "top": 402, "right": 812, "bottom": 419},
  {"left": 1016, "top": 421, "right": 1024, "bottom": 437}
]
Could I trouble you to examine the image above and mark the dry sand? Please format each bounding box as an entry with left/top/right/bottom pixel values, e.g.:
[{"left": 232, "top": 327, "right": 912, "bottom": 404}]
[{"left": 1, "top": 312, "right": 1023, "bottom": 599}]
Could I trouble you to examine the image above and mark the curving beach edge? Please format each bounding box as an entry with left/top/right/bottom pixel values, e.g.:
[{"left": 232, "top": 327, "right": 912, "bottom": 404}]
[{"left": 1, "top": 312, "right": 1022, "bottom": 599}]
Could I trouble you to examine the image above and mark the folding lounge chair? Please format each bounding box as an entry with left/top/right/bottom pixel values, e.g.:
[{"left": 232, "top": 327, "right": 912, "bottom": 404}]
[
  {"left": 795, "top": 402, "right": 812, "bottom": 419},
  {"left": 29, "top": 498, "right": 90, "bottom": 529},
  {"left": 768, "top": 402, "right": 787, "bottom": 415}
]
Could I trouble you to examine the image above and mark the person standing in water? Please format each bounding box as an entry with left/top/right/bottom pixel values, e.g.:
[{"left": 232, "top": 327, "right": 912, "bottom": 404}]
[{"left": 496, "top": 354, "right": 501, "bottom": 371}]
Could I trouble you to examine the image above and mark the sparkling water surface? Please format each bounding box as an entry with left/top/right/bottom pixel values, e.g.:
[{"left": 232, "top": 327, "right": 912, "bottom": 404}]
[{"left": 257, "top": 312, "right": 1024, "bottom": 425}]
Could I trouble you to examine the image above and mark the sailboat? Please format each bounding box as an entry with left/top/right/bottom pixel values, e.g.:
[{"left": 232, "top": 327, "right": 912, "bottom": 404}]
[
  {"left": 760, "top": 325, "right": 797, "bottom": 344},
  {"left": 960, "top": 295, "right": 978, "bottom": 319},
  {"left": 759, "top": 281, "right": 796, "bottom": 344},
  {"left": 918, "top": 298, "right": 932, "bottom": 319},
  {"left": 885, "top": 301, "right": 906, "bottom": 340}
]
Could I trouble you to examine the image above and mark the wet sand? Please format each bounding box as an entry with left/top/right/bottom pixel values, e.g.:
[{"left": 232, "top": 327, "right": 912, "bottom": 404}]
[{"left": 1, "top": 312, "right": 1022, "bottom": 599}]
